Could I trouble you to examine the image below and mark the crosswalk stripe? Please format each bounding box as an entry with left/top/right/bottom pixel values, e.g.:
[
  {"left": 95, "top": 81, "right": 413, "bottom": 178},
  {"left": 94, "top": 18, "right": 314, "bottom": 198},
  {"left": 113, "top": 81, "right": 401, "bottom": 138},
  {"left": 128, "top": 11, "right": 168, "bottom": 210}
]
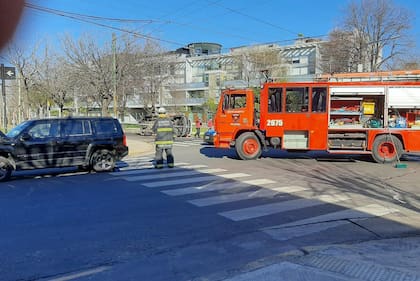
[
  {"left": 272, "top": 203, "right": 399, "bottom": 228},
  {"left": 173, "top": 141, "right": 203, "bottom": 147},
  {"left": 125, "top": 156, "right": 154, "bottom": 161},
  {"left": 220, "top": 173, "right": 251, "bottom": 179},
  {"left": 120, "top": 164, "right": 154, "bottom": 171},
  {"left": 264, "top": 221, "right": 349, "bottom": 241},
  {"left": 173, "top": 143, "right": 193, "bottom": 147},
  {"left": 143, "top": 172, "right": 251, "bottom": 188},
  {"left": 122, "top": 168, "right": 226, "bottom": 182},
  {"left": 143, "top": 175, "right": 219, "bottom": 188},
  {"left": 241, "top": 179, "right": 276, "bottom": 185},
  {"left": 118, "top": 163, "right": 153, "bottom": 171},
  {"left": 189, "top": 189, "right": 278, "bottom": 207},
  {"left": 122, "top": 161, "right": 191, "bottom": 167},
  {"left": 162, "top": 181, "right": 248, "bottom": 196},
  {"left": 262, "top": 204, "right": 399, "bottom": 241},
  {"left": 188, "top": 185, "right": 309, "bottom": 207},
  {"left": 219, "top": 194, "right": 350, "bottom": 221},
  {"left": 265, "top": 185, "right": 310, "bottom": 193},
  {"left": 120, "top": 158, "right": 153, "bottom": 164},
  {"left": 112, "top": 164, "right": 208, "bottom": 176},
  {"left": 120, "top": 160, "right": 151, "bottom": 166}
]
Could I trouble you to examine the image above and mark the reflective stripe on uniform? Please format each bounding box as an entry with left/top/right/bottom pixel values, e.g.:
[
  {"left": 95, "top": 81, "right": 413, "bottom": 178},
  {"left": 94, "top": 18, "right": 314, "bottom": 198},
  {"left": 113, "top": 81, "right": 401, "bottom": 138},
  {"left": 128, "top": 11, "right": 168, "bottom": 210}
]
[
  {"left": 156, "top": 140, "right": 174, "bottom": 145},
  {"left": 157, "top": 128, "right": 173, "bottom": 132}
]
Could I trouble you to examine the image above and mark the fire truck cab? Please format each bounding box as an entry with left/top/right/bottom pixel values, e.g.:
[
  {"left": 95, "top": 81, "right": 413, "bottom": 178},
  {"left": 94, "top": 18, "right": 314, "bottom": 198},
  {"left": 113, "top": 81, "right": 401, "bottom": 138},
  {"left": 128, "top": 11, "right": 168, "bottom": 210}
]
[{"left": 214, "top": 74, "right": 420, "bottom": 163}]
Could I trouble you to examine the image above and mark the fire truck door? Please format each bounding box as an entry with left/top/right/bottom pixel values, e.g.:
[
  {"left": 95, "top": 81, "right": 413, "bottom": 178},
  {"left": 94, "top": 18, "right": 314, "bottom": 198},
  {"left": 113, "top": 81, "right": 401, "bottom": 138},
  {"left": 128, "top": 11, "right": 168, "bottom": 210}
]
[
  {"left": 216, "top": 91, "right": 254, "bottom": 144},
  {"left": 277, "top": 87, "right": 328, "bottom": 149}
]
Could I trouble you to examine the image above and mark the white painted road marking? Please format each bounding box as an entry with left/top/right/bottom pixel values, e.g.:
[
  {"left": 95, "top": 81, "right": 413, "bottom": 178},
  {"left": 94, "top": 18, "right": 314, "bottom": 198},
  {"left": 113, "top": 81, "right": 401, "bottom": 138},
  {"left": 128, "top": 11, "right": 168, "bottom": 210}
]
[
  {"left": 121, "top": 168, "right": 226, "bottom": 182},
  {"left": 262, "top": 204, "right": 399, "bottom": 241},
  {"left": 188, "top": 185, "right": 310, "bottom": 207},
  {"left": 143, "top": 172, "right": 251, "bottom": 188},
  {"left": 162, "top": 181, "right": 249, "bottom": 196},
  {"left": 219, "top": 194, "right": 350, "bottom": 221},
  {"left": 47, "top": 266, "right": 111, "bottom": 281},
  {"left": 143, "top": 175, "right": 219, "bottom": 187},
  {"left": 112, "top": 164, "right": 208, "bottom": 176},
  {"left": 241, "top": 178, "right": 276, "bottom": 185}
]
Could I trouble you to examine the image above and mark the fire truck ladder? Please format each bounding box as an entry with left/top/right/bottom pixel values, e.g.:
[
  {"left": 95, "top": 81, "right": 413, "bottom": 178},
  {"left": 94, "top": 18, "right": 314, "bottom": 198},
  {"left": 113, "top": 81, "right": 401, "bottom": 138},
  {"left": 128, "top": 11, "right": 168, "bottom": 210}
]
[{"left": 316, "top": 70, "right": 420, "bottom": 82}]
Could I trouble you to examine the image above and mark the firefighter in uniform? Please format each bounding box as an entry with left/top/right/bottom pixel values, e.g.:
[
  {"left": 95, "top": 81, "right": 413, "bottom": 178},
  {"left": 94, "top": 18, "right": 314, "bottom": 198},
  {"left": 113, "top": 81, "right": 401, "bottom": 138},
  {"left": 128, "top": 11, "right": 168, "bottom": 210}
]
[{"left": 152, "top": 107, "right": 175, "bottom": 168}]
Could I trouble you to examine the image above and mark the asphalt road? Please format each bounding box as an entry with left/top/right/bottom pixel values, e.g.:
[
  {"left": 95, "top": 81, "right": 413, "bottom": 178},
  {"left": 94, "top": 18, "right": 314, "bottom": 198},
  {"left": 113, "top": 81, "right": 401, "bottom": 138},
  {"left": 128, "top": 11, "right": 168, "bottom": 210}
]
[{"left": 1, "top": 136, "right": 419, "bottom": 280}]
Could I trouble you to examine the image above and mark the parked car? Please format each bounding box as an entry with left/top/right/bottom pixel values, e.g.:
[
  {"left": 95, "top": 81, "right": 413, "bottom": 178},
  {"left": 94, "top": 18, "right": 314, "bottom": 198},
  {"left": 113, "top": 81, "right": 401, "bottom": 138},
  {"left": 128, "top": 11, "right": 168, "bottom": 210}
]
[
  {"left": 203, "top": 128, "right": 216, "bottom": 144},
  {"left": 0, "top": 117, "right": 128, "bottom": 181}
]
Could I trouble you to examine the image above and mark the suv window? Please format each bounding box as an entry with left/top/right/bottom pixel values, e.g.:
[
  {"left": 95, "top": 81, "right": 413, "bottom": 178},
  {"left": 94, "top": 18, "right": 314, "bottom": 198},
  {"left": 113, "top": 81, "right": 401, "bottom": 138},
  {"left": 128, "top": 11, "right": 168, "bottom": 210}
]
[
  {"left": 94, "top": 119, "right": 118, "bottom": 135},
  {"left": 7, "top": 120, "right": 31, "bottom": 138},
  {"left": 27, "top": 121, "right": 58, "bottom": 139},
  {"left": 62, "top": 119, "right": 92, "bottom": 136}
]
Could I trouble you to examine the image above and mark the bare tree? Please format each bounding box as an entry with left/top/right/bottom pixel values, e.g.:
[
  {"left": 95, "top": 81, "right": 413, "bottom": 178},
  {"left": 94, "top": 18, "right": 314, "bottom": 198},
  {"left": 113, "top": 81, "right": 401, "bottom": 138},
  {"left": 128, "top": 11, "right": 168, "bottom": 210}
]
[
  {"left": 62, "top": 33, "right": 115, "bottom": 116},
  {"left": 342, "top": 0, "right": 413, "bottom": 71},
  {"left": 112, "top": 34, "right": 145, "bottom": 120},
  {"left": 32, "top": 45, "right": 75, "bottom": 117},
  {"left": 136, "top": 40, "right": 170, "bottom": 112},
  {"left": 391, "top": 54, "right": 420, "bottom": 70},
  {"left": 320, "top": 29, "right": 355, "bottom": 73},
  {"left": 232, "top": 45, "right": 286, "bottom": 85},
  {"left": 2, "top": 43, "right": 40, "bottom": 120}
]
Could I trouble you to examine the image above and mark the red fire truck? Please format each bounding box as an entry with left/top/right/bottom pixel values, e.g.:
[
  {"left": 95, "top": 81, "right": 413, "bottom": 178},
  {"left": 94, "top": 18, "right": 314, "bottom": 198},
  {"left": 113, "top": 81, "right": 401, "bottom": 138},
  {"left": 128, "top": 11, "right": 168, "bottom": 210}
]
[{"left": 213, "top": 71, "right": 420, "bottom": 163}]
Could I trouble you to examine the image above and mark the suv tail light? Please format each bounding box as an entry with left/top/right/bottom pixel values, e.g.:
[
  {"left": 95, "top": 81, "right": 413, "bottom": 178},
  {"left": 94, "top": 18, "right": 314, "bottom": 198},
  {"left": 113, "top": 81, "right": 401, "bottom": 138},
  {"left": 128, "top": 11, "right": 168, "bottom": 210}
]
[{"left": 123, "top": 134, "right": 127, "bottom": 147}]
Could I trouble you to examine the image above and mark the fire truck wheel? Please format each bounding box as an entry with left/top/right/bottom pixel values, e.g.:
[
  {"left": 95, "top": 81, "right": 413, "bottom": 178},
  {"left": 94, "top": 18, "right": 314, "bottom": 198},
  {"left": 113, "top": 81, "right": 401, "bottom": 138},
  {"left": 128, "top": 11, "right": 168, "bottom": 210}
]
[
  {"left": 235, "top": 132, "right": 262, "bottom": 160},
  {"left": 371, "top": 135, "right": 403, "bottom": 164}
]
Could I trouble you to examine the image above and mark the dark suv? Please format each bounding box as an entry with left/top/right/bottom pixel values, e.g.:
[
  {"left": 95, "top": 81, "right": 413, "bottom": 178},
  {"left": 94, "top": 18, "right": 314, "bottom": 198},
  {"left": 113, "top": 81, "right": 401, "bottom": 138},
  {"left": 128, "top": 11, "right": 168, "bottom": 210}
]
[{"left": 0, "top": 117, "right": 128, "bottom": 181}]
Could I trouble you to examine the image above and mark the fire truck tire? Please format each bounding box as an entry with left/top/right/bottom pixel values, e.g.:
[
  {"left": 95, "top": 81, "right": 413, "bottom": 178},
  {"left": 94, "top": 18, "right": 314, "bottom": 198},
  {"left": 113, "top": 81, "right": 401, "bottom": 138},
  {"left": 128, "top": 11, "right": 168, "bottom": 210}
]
[
  {"left": 371, "top": 135, "right": 403, "bottom": 164},
  {"left": 235, "top": 132, "right": 262, "bottom": 160}
]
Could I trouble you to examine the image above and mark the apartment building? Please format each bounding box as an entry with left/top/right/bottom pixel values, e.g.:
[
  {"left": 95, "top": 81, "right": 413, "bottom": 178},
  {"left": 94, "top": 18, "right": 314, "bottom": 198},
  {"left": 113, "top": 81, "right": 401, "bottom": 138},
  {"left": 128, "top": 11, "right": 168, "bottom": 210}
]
[{"left": 127, "top": 39, "right": 324, "bottom": 121}]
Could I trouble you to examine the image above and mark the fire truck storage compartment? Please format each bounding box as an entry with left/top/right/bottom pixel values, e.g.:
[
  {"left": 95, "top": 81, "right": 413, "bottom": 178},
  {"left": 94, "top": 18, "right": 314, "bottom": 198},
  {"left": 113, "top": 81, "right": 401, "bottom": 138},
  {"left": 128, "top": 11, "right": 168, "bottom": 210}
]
[
  {"left": 329, "top": 87, "right": 385, "bottom": 129},
  {"left": 283, "top": 131, "right": 308, "bottom": 149},
  {"left": 328, "top": 131, "right": 367, "bottom": 150},
  {"left": 329, "top": 97, "right": 363, "bottom": 128},
  {"left": 388, "top": 87, "right": 420, "bottom": 128}
]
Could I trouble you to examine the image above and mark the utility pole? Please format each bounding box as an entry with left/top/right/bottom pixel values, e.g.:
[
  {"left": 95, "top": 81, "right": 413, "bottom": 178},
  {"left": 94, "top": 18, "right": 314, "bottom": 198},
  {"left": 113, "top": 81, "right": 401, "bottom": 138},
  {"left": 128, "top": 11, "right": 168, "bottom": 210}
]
[
  {"left": 17, "top": 68, "right": 22, "bottom": 123},
  {"left": 112, "top": 33, "right": 117, "bottom": 118}
]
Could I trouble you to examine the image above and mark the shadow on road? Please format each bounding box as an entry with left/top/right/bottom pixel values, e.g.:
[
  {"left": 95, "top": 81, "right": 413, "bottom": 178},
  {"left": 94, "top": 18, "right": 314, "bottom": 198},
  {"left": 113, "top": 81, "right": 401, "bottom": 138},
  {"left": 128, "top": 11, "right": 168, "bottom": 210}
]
[{"left": 199, "top": 146, "right": 378, "bottom": 163}]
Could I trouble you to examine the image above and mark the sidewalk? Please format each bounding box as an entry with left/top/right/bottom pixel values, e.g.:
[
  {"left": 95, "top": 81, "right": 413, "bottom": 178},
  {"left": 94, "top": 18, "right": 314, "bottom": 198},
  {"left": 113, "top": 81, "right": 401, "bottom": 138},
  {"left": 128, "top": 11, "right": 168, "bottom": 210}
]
[
  {"left": 125, "top": 133, "right": 154, "bottom": 157},
  {"left": 223, "top": 236, "right": 420, "bottom": 281}
]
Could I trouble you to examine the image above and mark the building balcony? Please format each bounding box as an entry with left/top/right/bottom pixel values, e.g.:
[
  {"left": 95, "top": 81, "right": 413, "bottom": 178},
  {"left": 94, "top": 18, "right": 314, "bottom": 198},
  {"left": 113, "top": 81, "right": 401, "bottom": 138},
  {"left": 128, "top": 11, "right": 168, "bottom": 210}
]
[
  {"left": 168, "top": 82, "right": 208, "bottom": 91},
  {"left": 162, "top": 97, "right": 205, "bottom": 106}
]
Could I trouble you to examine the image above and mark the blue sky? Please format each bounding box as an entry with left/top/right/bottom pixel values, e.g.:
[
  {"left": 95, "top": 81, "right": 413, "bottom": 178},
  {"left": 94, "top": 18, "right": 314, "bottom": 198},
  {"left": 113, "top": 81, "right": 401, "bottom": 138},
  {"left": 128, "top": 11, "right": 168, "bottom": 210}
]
[{"left": 10, "top": 0, "right": 420, "bottom": 53}]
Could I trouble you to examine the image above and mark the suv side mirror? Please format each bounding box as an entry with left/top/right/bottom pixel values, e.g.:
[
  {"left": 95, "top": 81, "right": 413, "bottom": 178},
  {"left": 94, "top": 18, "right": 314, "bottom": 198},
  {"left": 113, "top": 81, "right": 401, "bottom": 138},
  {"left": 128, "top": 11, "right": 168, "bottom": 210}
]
[{"left": 19, "top": 133, "right": 31, "bottom": 141}]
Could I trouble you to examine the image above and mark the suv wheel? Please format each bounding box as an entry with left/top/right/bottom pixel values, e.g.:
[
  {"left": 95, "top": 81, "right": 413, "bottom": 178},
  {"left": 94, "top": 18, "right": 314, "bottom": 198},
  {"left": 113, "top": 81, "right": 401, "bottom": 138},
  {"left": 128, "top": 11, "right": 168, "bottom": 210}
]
[
  {"left": 0, "top": 156, "right": 12, "bottom": 182},
  {"left": 91, "top": 149, "right": 116, "bottom": 172}
]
